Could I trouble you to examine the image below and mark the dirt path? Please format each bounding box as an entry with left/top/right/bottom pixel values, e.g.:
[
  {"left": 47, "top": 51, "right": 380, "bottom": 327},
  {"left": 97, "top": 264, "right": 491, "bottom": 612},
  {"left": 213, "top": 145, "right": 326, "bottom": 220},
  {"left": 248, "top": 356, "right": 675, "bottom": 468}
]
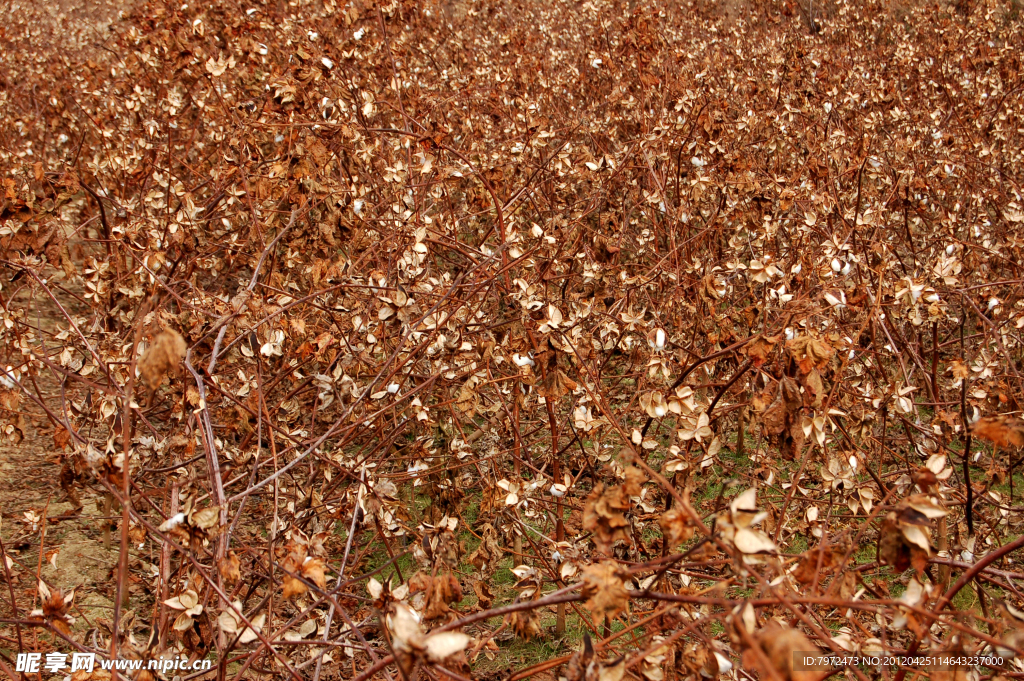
[
  {"left": 0, "top": 411, "right": 121, "bottom": 633},
  {"left": 0, "top": 283, "right": 129, "bottom": 642}
]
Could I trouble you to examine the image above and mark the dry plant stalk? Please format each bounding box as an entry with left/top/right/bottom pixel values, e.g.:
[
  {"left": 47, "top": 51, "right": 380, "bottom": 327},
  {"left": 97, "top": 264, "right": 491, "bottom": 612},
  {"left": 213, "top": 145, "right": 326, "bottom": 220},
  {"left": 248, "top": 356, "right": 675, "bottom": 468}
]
[{"left": 1, "top": 0, "right": 1023, "bottom": 679}]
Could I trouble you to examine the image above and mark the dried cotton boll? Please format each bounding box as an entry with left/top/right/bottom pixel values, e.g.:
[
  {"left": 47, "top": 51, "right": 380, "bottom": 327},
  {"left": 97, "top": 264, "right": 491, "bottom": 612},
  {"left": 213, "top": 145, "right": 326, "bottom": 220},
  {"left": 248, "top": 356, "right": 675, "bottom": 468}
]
[
  {"left": 138, "top": 329, "right": 187, "bottom": 390},
  {"left": 512, "top": 353, "right": 535, "bottom": 367},
  {"left": 646, "top": 327, "right": 667, "bottom": 350}
]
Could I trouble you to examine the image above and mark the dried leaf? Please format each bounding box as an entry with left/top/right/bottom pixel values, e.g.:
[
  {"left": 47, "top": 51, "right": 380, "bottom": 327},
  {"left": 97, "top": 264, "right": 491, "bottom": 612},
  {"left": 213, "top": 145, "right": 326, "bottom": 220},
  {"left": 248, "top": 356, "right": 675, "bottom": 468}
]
[
  {"left": 792, "top": 547, "right": 837, "bottom": 584},
  {"left": 410, "top": 571, "right": 463, "bottom": 619},
  {"left": 659, "top": 506, "right": 695, "bottom": 547},
  {"left": 972, "top": 415, "right": 1024, "bottom": 448},
  {"left": 744, "top": 335, "right": 779, "bottom": 367},
  {"left": 581, "top": 562, "right": 630, "bottom": 622},
  {"left": 467, "top": 523, "right": 503, "bottom": 574},
  {"left": 472, "top": 580, "right": 494, "bottom": 609},
  {"left": 510, "top": 608, "right": 542, "bottom": 640},
  {"left": 786, "top": 336, "right": 833, "bottom": 373},
  {"left": 300, "top": 557, "right": 327, "bottom": 590},
  {"left": 583, "top": 483, "right": 631, "bottom": 554},
  {"left": 282, "top": 576, "right": 307, "bottom": 599},
  {"left": 219, "top": 551, "right": 241, "bottom": 584},
  {"left": 138, "top": 330, "right": 187, "bottom": 391},
  {"left": 748, "top": 621, "right": 826, "bottom": 681},
  {"left": 623, "top": 466, "right": 647, "bottom": 496}
]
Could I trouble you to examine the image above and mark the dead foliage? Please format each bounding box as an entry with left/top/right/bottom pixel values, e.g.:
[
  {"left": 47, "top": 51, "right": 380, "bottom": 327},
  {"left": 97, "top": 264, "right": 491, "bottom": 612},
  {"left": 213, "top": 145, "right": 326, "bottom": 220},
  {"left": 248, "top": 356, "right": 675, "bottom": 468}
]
[{"left": 1, "top": 0, "right": 1023, "bottom": 677}]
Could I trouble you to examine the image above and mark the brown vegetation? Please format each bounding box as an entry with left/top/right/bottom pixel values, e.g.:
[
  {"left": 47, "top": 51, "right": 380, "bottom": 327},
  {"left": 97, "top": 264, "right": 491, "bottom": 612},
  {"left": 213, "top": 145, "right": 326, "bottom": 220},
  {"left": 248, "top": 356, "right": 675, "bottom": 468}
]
[{"left": 2, "top": 0, "right": 1024, "bottom": 679}]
